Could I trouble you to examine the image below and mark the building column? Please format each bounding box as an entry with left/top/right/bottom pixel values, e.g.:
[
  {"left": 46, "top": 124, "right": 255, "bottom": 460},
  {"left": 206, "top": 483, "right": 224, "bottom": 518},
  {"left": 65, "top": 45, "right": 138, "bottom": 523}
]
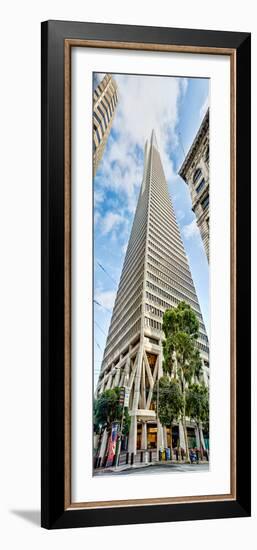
[
  {"left": 128, "top": 414, "right": 137, "bottom": 454},
  {"left": 163, "top": 426, "right": 168, "bottom": 448},
  {"left": 128, "top": 348, "right": 143, "bottom": 455},
  {"left": 105, "top": 372, "right": 112, "bottom": 389},
  {"left": 113, "top": 366, "right": 121, "bottom": 387},
  {"left": 195, "top": 427, "right": 200, "bottom": 448},
  {"left": 99, "top": 429, "right": 108, "bottom": 464},
  {"left": 141, "top": 422, "right": 147, "bottom": 449},
  {"left": 157, "top": 420, "right": 164, "bottom": 450},
  {"left": 179, "top": 421, "right": 186, "bottom": 451},
  {"left": 124, "top": 357, "right": 130, "bottom": 387},
  {"left": 200, "top": 425, "right": 206, "bottom": 450}
]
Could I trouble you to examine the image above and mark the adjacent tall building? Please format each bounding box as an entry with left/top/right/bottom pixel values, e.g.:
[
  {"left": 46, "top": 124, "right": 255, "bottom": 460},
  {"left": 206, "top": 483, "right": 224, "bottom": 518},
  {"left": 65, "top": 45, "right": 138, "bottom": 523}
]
[
  {"left": 179, "top": 109, "right": 209, "bottom": 261},
  {"left": 96, "top": 130, "right": 209, "bottom": 459},
  {"left": 93, "top": 74, "right": 118, "bottom": 175}
]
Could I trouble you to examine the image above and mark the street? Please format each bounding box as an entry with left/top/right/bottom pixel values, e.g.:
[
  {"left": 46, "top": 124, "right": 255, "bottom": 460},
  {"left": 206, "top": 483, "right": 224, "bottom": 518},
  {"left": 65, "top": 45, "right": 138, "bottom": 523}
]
[{"left": 94, "top": 462, "right": 209, "bottom": 476}]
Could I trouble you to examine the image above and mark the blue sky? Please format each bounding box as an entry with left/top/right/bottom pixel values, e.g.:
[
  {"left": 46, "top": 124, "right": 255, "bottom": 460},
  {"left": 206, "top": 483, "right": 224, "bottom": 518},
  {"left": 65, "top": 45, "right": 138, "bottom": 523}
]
[{"left": 93, "top": 73, "right": 209, "bottom": 388}]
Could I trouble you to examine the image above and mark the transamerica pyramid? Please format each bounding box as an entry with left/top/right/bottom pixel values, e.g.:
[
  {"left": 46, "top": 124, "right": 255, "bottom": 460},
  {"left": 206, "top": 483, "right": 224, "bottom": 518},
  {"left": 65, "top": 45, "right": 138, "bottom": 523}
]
[{"left": 96, "top": 130, "right": 209, "bottom": 459}]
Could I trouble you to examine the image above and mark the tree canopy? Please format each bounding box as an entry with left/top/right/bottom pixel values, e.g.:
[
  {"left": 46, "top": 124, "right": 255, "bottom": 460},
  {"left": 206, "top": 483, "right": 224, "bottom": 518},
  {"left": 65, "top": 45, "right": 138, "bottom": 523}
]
[
  {"left": 162, "top": 301, "right": 202, "bottom": 385},
  {"left": 186, "top": 383, "right": 209, "bottom": 426},
  {"left": 153, "top": 376, "right": 183, "bottom": 428},
  {"left": 94, "top": 387, "right": 131, "bottom": 436},
  {"left": 94, "top": 388, "right": 123, "bottom": 433},
  {"left": 161, "top": 301, "right": 204, "bottom": 461}
]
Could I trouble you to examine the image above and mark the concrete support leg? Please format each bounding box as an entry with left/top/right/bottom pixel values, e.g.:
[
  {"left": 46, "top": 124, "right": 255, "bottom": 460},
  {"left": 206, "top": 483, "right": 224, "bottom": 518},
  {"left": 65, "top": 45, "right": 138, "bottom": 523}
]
[
  {"left": 128, "top": 415, "right": 137, "bottom": 455},
  {"left": 141, "top": 422, "right": 147, "bottom": 450},
  {"left": 200, "top": 426, "right": 206, "bottom": 450},
  {"left": 195, "top": 427, "right": 200, "bottom": 448},
  {"left": 179, "top": 421, "right": 186, "bottom": 451},
  {"left": 105, "top": 374, "right": 112, "bottom": 390},
  {"left": 99, "top": 429, "right": 108, "bottom": 463},
  {"left": 157, "top": 420, "right": 164, "bottom": 450},
  {"left": 163, "top": 426, "right": 168, "bottom": 448}
]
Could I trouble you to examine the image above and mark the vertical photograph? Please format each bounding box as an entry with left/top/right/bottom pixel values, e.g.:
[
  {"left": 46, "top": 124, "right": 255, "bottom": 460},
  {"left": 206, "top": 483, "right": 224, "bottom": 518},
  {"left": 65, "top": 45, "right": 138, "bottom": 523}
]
[{"left": 92, "top": 72, "right": 210, "bottom": 475}]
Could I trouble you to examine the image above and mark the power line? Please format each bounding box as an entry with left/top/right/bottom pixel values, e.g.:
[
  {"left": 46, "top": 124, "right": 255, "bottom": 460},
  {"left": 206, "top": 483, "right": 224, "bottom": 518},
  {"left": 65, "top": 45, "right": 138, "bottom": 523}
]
[
  {"left": 96, "top": 261, "right": 117, "bottom": 286},
  {"left": 95, "top": 339, "right": 102, "bottom": 352},
  {"left": 94, "top": 320, "right": 107, "bottom": 337},
  {"left": 93, "top": 299, "right": 112, "bottom": 314}
]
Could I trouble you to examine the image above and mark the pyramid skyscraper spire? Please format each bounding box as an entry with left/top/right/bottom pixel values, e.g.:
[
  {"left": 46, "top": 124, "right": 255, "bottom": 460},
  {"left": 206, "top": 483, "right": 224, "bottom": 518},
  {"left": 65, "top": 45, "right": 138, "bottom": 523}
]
[{"left": 96, "top": 131, "right": 209, "bottom": 459}]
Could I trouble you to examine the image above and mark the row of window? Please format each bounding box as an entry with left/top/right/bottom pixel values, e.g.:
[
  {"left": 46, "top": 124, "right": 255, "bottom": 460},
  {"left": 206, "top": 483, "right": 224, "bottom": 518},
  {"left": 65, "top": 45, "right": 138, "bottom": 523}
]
[
  {"left": 148, "top": 240, "right": 190, "bottom": 282},
  {"left": 196, "top": 178, "right": 205, "bottom": 194},
  {"left": 148, "top": 240, "right": 193, "bottom": 286},
  {"left": 146, "top": 290, "right": 176, "bottom": 310},
  {"left": 121, "top": 236, "right": 145, "bottom": 273},
  {"left": 202, "top": 195, "right": 209, "bottom": 210},
  {"left": 103, "top": 319, "right": 141, "bottom": 364},
  {"left": 149, "top": 197, "right": 180, "bottom": 233},
  {"left": 147, "top": 261, "right": 198, "bottom": 303},
  {"left": 144, "top": 316, "right": 162, "bottom": 331},
  {"left": 147, "top": 252, "right": 195, "bottom": 293},
  {"left": 108, "top": 293, "right": 142, "bottom": 339},
  {"left": 111, "top": 275, "right": 143, "bottom": 325},
  {"left": 105, "top": 307, "right": 142, "bottom": 354},
  {"left": 147, "top": 271, "right": 200, "bottom": 310},
  {"left": 150, "top": 205, "right": 178, "bottom": 239},
  {"left": 148, "top": 219, "right": 189, "bottom": 270},
  {"left": 149, "top": 216, "right": 185, "bottom": 260},
  {"left": 118, "top": 252, "right": 145, "bottom": 296},
  {"left": 93, "top": 86, "right": 117, "bottom": 142},
  {"left": 197, "top": 341, "right": 209, "bottom": 353},
  {"left": 146, "top": 280, "right": 203, "bottom": 323},
  {"left": 145, "top": 290, "right": 207, "bottom": 338},
  {"left": 145, "top": 303, "right": 164, "bottom": 318}
]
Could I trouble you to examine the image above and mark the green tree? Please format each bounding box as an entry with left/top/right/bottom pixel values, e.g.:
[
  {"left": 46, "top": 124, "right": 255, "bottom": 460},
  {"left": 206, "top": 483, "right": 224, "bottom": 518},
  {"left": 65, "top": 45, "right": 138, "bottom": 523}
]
[
  {"left": 122, "top": 407, "right": 131, "bottom": 438},
  {"left": 162, "top": 301, "right": 203, "bottom": 462},
  {"left": 186, "top": 383, "right": 209, "bottom": 459},
  {"left": 94, "top": 388, "right": 131, "bottom": 461},
  {"left": 154, "top": 376, "right": 183, "bottom": 455},
  {"left": 94, "top": 387, "right": 123, "bottom": 434}
]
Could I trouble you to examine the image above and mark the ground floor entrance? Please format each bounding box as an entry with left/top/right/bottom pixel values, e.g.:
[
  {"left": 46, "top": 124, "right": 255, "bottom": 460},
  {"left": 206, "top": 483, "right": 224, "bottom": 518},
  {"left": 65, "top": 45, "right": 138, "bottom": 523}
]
[
  {"left": 136, "top": 422, "right": 158, "bottom": 450},
  {"left": 135, "top": 421, "right": 207, "bottom": 452}
]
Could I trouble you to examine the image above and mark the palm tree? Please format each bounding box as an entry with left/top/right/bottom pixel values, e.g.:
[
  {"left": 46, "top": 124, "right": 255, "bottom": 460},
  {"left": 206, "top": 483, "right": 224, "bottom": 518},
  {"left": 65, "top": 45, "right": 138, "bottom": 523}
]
[{"left": 162, "top": 301, "right": 203, "bottom": 462}]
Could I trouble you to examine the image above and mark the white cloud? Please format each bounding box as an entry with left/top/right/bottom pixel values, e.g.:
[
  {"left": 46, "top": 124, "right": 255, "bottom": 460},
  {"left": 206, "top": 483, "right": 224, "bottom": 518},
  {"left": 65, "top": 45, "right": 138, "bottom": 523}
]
[
  {"left": 96, "top": 74, "right": 188, "bottom": 215},
  {"left": 94, "top": 189, "right": 104, "bottom": 206},
  {"left": 95, "top": 289, "right": 116, "bottom": 310},
  {"left": 176, "top": 209, "right": 185, "bottom": 222},
  {"left": 100, "top": 211, "right": 124, "bottom": 236},
  {"left": 182, "top": 219, "right": 199, "bottom": 239}
]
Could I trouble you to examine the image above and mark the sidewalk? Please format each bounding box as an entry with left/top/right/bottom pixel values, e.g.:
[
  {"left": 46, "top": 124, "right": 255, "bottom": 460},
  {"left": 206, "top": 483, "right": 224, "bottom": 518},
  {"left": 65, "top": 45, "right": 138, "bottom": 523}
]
[{"left": 95, "top": 459, "right": 209, "bottom": 474}]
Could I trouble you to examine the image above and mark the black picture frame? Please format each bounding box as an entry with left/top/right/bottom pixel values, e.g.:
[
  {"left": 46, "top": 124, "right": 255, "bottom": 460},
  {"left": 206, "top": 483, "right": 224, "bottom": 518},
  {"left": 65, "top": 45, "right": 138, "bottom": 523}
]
[{"left": 41, "top": 20, "right": 251, "bottom": 529}]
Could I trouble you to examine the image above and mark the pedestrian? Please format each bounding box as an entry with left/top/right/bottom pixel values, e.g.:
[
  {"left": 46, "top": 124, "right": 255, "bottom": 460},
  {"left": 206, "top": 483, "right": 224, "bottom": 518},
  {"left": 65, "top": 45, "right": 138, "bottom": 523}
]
[
  {"left": 181, "top": 447, "right": 185, "bottom": 461},
  {"left": 189, "top": 448, "right": 195, "bottom": 463}
]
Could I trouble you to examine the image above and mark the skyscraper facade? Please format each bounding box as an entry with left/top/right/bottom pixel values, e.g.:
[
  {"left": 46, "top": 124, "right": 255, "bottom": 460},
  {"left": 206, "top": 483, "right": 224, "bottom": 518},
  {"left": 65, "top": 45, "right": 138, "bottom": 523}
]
[
  {"left": 179, "top": 109, "right": 209, "bottom": 261},
  {"left": 96, "top": 130, "right": 209, "bottom": 459},
  {"left": 93, "top": 74, "right": 118, "bottom": 176}
]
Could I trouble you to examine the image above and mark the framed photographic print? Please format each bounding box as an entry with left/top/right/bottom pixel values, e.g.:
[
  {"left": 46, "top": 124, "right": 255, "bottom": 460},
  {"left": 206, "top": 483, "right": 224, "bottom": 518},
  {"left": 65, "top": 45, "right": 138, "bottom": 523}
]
[{"left": 41, "top": 20, "right": 251, "bottom": 529}]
